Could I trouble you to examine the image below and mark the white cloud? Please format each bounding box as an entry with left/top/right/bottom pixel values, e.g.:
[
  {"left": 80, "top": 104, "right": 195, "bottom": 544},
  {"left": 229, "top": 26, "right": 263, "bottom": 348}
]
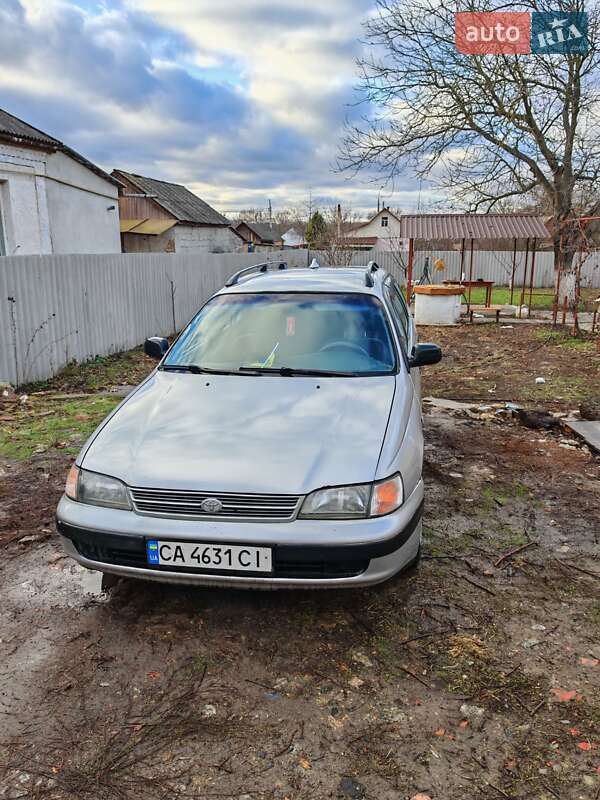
[
  {"left": 0, "top": 0, "right": 437, "bottom": 215},
  {"left": 124, "top": 0, "right": 367, "bottom": 134}
]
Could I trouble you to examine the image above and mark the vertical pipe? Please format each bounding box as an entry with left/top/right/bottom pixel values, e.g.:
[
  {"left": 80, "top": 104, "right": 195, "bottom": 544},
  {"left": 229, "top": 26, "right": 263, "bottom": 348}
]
[
  {"left": 519, "top": 238, "right": 529, "bottom": 318},
  {"left": 562, "top": 295, "right": 568, "bottom": 326},
  {"left": 527, "top": 238, "right": 537, "bottom": 317},
  {"left": 467, "top": 238, "right": 474, "bottom": 308},
  {"left": 459, "top": 237, "right": 465, "bottom": 282},
  {"left": 406, "top": 238, "right": 414, "bottom": 304},
  {"left": 509, "top": 238, "right": 517, "bottom": 304}
]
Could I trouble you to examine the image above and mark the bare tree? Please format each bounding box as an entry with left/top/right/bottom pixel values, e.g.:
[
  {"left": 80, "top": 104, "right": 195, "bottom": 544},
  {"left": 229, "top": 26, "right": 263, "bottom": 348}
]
[
  {"left": 316, "top": 205, "right": 364, "bottom": 266},
  {"left": 338, "top": 0, "right": 600, "bottom": 305}
]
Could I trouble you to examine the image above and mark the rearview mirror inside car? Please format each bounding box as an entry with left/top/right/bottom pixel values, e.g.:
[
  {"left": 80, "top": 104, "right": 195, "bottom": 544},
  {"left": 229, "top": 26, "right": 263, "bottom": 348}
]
[
  {"left": 144, "top": 337, "right": 169, "bottom": 360},
  {"left": 409, "top": 343, "right": 442, "bottom": 369}
]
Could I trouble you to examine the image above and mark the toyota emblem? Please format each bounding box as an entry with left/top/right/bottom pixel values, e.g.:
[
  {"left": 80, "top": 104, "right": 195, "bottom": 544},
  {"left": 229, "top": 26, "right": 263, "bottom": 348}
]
[{"left": 200, "top": 497, "right": 222, "bottom": 514}]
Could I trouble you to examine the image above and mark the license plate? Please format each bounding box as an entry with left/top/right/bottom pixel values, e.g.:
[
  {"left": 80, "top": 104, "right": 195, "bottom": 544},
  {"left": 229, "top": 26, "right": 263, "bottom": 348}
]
[{"left": 146, "top": 540, "right": 272, "bottom": 573}]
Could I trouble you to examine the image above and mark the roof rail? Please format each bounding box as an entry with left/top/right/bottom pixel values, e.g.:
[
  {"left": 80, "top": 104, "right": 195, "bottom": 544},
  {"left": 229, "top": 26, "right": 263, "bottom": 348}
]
[
  {"left": 364, "top": 261, "right": 379, "bottom": 287},
  {"left": 225, "top": 261, "right": 288, "bottom": 287}
]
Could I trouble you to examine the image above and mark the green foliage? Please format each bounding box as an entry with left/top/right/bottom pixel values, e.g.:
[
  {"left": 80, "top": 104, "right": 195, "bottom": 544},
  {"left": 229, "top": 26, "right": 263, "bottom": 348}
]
[{"left": 305, "top": 210, "right": 327, "bottom": 246}]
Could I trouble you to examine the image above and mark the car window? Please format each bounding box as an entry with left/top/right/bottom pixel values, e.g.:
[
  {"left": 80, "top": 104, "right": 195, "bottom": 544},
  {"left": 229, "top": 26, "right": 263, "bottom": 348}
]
[
  {"left": 165, "top": 292, "right": 397, "bottom": 376},
  {"left": 385, "top": 281, "right": 410, "bottom": 351}
]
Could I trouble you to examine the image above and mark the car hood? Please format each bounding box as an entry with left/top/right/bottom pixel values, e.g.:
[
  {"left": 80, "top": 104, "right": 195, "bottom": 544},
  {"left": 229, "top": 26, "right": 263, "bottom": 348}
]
[{"left": 81, "top": 371, "right": 398, "bottom": 494}]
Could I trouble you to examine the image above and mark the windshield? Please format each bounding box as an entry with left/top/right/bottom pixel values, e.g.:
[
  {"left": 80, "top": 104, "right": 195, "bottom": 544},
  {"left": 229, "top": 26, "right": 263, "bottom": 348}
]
[{"left": 164, "top": 292, "right": 397, "bottom": 376}]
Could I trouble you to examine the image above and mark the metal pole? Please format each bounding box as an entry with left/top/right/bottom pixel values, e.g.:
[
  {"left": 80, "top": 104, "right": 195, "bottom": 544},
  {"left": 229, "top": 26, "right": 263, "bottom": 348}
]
[
  {"left": 467, "top": 238, "right": 474, "bottom": 308},
  {"left": 406, "top": 238, "right": 414, "bottom": 303},
  {"left": 527, "top": 237, "right": 537, "bottom": 317},
  {"left": 509, "top": 238, "right": 517, "bottom": 304},
  {"left": 519, "top": 238, "right": 529, "bottom": 318},
  {"left": 459, "top": 237, "right": 465, "bottom": 282}
]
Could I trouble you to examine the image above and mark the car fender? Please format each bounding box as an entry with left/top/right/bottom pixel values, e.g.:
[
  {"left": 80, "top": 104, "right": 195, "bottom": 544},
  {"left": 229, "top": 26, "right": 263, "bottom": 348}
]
[{"left": 375, "top": 374, "right": 423, "bottom": 497}]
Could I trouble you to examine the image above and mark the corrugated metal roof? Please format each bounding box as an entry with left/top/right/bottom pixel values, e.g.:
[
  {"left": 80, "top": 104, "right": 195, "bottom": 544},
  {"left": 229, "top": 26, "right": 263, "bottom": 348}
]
[
  {"left": 114, "top": 170, "right": 230, "bottom": 226},
  {"left": 400, "top": 214, "right": 549, "bottom": 240},
  {"left": 0, "top": 108, "right": 60, "bottom": 147},
  {"left": 0, "top": 108, "right": 120, "bottom": 187}
]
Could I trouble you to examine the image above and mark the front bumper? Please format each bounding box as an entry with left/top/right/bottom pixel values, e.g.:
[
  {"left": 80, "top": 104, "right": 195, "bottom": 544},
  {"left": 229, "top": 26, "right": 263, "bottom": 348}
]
[{"left": 56, "top": 481, "right": 424, "bottom": 589}]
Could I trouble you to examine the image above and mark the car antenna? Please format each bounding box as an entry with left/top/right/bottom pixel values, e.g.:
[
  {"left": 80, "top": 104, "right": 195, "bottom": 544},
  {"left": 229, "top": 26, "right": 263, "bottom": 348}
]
[{"left": 309, "top": 258, "right": 320, "bottom": 269}]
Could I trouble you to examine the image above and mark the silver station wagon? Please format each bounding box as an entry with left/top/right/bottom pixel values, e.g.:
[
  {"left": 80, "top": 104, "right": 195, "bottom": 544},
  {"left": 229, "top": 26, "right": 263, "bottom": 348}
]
[{"left": 57, "top": 261, "right": 442, "bottom": 589}]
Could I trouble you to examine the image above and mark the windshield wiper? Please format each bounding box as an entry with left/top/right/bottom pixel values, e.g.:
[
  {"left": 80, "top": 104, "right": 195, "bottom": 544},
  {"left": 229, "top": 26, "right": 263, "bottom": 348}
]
[
  {"left": 238, "top": 366, "right": 359, "bottom": 377},
  {"left": 160, "top": 364, "right": 239, "bottom": 375}
]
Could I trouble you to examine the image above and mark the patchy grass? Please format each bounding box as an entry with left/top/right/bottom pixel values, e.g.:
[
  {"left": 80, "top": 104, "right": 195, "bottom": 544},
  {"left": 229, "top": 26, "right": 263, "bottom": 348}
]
[
  {"left": 0, "top": 396, "right": 120, "bottom": 459},
  {"left": 465, "top": 285, "right": 598, "bottom": 310},
  {"left": 24, "top": 347, "right": 155, "bottom": 394},
  {"left": 532, "top": 327, "right": 599, "bottom": 352}
]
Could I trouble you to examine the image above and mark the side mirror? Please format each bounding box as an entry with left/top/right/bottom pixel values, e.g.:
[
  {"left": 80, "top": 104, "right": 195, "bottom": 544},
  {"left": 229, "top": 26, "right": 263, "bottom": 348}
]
[
  {"left": 144, "top": 337, "right": 169, "bottom": 360},
  {"left": 409, "top": 343, "right": 442, "bottom": 368}
]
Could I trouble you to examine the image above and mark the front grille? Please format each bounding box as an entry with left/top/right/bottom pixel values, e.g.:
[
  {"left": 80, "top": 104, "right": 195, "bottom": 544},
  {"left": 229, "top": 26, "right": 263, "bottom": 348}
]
[
  {"left": 71, "top": 536, "right": 368, "bottom": 580},
  {"left": 129, "top": 487, "right": 301, "bottom": 521}
]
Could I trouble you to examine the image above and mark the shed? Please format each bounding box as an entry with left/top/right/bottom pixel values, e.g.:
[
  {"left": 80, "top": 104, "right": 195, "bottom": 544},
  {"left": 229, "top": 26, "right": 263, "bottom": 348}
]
[
  {"left": 234, "top": 221, "right": 285, "bottom": 247},
  {"left": 113, "top": 170, "right": 243, "bottom": 254}
]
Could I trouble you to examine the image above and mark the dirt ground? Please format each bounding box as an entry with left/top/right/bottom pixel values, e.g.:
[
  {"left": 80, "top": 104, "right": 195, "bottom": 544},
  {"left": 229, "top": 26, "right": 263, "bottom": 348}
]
[
  {"left": 421, "top": 324, "right": 600, "bottom": 409},
  {"left": 1, "top": 323, "right": 599, "bottom": 800}
]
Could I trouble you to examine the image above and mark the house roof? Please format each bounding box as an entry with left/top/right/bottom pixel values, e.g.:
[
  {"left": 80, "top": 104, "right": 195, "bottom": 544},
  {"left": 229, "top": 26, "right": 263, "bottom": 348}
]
[
  {"left": 0, "top": 107, "right": 120, "bottom": 187},
  {"left": 400, "top": 213, "right": 549, "bottom": 240},
  {"left": 113, "top": 170, "right": 231, "bottom": 226},
  {"left": 235, "top": 220, "right": 285, "bottom": 243},
  {"left": 350, "top": 210, "right": 549, "bottom": 241},
  {"left": 351, "top": 208, "right": 401, "bottom": 234}
]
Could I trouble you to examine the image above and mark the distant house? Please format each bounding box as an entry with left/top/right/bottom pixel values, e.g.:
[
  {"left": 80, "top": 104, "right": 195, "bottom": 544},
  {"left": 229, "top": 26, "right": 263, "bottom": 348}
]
[
  {"left": 0, "top": 108, "right": 121, "bottom": 255},
  {"left": 234, "top": 221, "right": 285, "bottom": 248},
  {"left": 344, "top": 208, "right": 405, "bottom": 251},
  {"left": 113, "top": 170, "right": 243, "bottom": 254}
]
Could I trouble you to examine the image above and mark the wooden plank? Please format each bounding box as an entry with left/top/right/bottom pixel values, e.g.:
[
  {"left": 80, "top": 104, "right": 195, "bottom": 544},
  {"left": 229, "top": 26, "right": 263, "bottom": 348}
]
[{"left": 563, "top": 420, "right": 600, "bottom": 453}]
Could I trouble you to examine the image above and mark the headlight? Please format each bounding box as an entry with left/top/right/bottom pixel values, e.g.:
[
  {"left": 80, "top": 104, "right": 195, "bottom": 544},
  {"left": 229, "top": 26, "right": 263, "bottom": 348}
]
[
  {"left": 299, "top": 483, "right": 371, "bottom": 519},
  {"left": 64, "top": 466, "right": 131, "bottom": 510},
  {"left": 299, "top": 474, "right": 403, "bottom": 519}
]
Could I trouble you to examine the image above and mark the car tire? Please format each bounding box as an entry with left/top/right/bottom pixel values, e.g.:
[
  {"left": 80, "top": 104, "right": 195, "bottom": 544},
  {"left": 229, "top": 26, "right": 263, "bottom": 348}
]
[{"left": 101, "top": 572, "right": 121, "bottom": 592}]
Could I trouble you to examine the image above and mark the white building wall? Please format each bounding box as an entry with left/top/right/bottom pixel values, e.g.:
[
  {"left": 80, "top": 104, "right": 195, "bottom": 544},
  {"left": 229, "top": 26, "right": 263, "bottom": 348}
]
[
  {"left": 123, "top": 225, "right": 242, "bottom": 254},
  {"left": 45, "top": 151, "right": 121, "bottom": 254},
  {"left": 173, "top": 224, "right": 242, "bottom": 253},
  {"left": 351, "top": 210, "right": 402, "bottom": 242},
  {"left": 0, "top": 142, "right": 120, "bottom": 256}
]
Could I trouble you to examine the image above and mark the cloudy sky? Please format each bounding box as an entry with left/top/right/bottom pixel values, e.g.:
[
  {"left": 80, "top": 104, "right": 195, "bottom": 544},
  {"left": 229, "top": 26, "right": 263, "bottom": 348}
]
[{"left": 0, "top": 0, "right": 433, "bottom": 218}]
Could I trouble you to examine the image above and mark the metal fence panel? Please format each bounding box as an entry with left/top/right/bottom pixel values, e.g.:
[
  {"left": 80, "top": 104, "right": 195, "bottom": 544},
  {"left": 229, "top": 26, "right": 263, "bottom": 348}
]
[
  {"left": 344, "top": 249, "right": 600, "bottom": 289},
  {"left": 0, "top": 250, "right": 310, "bottom": 386},
  {"left": 1, "top": 247, "right": 598, "bottom": 386}
]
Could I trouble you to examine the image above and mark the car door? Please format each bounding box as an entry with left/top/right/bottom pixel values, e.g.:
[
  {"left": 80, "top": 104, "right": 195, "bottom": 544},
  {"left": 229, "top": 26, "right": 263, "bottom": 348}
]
[{"left": 384, "top": 278, "right": 422, "bottom": 403}]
